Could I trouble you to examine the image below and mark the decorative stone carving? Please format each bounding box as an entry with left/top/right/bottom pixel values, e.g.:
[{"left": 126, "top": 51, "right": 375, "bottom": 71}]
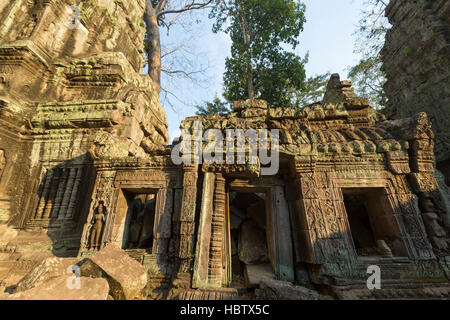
[
  {"left": 208, "top": 174, "right": 226, "bottom": 286},
  {"left": 0, "top": 0, "right": 448, "bottom": 298},
  {"left": 418, "top": 195, "right": 449, "bottom": 255},
  {"left": 87, "top": 202, "right": 107, "bottom": 251}
]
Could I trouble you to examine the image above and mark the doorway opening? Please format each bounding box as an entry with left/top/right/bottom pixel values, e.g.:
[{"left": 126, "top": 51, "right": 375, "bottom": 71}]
[
  {"left": 342, "top": 188, "right": 407, "bottom": 258},
  {"left": 228, "top": 191, "right": 275, "bottom": 288},
  {"left": 343, "top": 192, "right": 377, "bottom": 255},
  {"left": 122, "top": 192, "right": 156, "bottom": 251}
]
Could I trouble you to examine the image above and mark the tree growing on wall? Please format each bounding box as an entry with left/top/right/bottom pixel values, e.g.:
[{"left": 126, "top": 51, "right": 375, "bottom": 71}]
[
  {"left": 194, "top": 70, "right": 332, "bottom": 115},
  {"left": 195, "top": 96, "right": 231, "bottom": 115},
  {"left": 209, "top": 0, "right": 308, "bottom": 108},
  {"left": 291, "top": 72, "right": 331, "bottom": 109},
  {"left": 144, "top": 0, "right": 214, "bottom": 94}
]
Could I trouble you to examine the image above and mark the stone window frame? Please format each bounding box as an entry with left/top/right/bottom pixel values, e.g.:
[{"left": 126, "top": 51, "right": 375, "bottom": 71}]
[
  {"left": 116, "top": 188, "right": 160, "bottom": 252},
  {"left": 107, "top": 171, "right": 172, "bottom": 254},
  {"left": 79, "top": 169, "right": 174, "bottom": 255},
  {"left": 334, "top": 176, "right": 434, "bottom": 262}
]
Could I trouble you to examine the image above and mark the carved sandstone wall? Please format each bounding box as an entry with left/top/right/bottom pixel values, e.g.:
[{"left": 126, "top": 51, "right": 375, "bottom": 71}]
[
  {"left": 0, "top": 0, "right": 168, "bottom": 255},
  {"left": 381, "top": 0, "right": 450, "bottom": 183},
  {"left": 0, "top": 1, "right": 448, "bottom": 299},
  {"left": 177, "top": 75, "right": 449, "bottom": 291}
]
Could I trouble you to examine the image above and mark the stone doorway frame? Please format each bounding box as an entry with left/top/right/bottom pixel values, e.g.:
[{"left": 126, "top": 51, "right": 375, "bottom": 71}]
[{"left": 192, "top": 174, "right": 295, "bottom": 289}]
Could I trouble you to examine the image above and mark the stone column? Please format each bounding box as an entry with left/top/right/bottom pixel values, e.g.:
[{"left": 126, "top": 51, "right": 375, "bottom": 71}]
[
  {"left": 208, "top": 173, "right": 226, "bottom": 287},
  {"left": 290, "top": 157, "right": 354, "bottom": 280},
  {"left": 409, "top": 172, "right": 446, "bottom": 258},
  {"left": 269, "top": 184, "right": 295, "bottom": 281},
  {"left": 192, "top": 172, "right": 215, "bottom": 288},
  {"left": 34, "top": 168, "right": 52, "bottom": 219},
  {"left": 58, "top": 168, "right": 77, "bottom": 220},
  {"left": 175, "top": 164, "right": 199, "bottom": 286},
  {"left": 290, "top": 157, "right": 324, "bottom": 264},
  {"left": 65, "top": 167, "right": 82, "bottom": 220},
  {"left": 78, "top": 170, "right": 115, "bottom": 254},
  {"left": 42, "top": 167, "right": 62, "bottom": 219},
  {"left": 51, "top": 167, "right": 68, "bottom": 219},
  {"left": 0, "top": 149, "right": 9, "bottom": 224},
  {"left": 153, "top": 187, "right": 173, "bottom": 257}
]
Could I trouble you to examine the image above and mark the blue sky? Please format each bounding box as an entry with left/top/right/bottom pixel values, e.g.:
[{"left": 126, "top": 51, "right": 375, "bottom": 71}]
[{"left": 158, "top": 0, "right": 365, "bottom": 140}]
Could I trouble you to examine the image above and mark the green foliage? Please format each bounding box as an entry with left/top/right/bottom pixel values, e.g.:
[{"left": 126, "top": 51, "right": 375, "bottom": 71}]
[
  {"left": 348, "top": 0, "right": 389, "bottom": 110},
  {"left": 211, "top": 0, "right": 306, "bottom": 49},
  {"left": 195, "top": 96, "right": 231, "bottom": 115},
  {"left": 354, "top": 0, "right": 389, "bottom": 59},
  {"left": 210, "top": 0, "right": 307, "bottom": 108},
  {"left": 348, "top": 56, "right": 387, "bottom": 110},
  {"left": 290, "top": 71, "right": 331, "bottom": 109}
]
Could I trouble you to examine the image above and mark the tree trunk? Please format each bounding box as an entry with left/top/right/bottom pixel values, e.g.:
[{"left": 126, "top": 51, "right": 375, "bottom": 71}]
[
  {"left": 144, "top": 9, "right": 161, "bottom": 94},
  {"left": 247, "top": 49, "right": 254, "bottom": 99},
  {"left": 237, "top": 0, "right": 254, "bottom": 99}
]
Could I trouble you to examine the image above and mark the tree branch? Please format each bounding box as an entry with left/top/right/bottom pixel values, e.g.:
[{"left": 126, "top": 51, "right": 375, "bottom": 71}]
[
  {"left": 156, "top": 0, "right": 170, "bottom": 13},
  {"left": 162, "top": 67, "right": 208, "bottom": 80},
  {"left": 158, "top": 0, "right": 213, "bottom": 19},
  {"left": 161, "top": 35, "right": 195, "bottom": 58}
]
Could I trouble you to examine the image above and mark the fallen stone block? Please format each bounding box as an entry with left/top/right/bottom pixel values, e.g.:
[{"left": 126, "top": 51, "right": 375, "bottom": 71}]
[
  {"left": 2, "top": 276, "right": 109, "bottom": 300},
  {"left": 238, "top": 220, "right": 269, "bottom": 265},
  {"left": 256, "top": 279, "right": 319, "bottom": 300},
  {"left": 244, "top": 263, "right": 275, "bottom": 288},
  {"left": 80, "top": 243, "right": 148, "bottom": 300},
  {"left": 14, "top": 256, "right": 82, "bottom": 293}
]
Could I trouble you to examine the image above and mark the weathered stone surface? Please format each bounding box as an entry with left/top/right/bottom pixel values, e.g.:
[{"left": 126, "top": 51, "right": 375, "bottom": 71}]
[
  {"left": 244, "top": 264, "right": 275, "bottom": 288},
  {"left": 14, "top": 257, "right": 82, "bottom": 293},
  {"left": 381, "top": 0, "right": 450, "bottom": 184},
  {"left": 238, "top": 220, "right": 269, "bottom": 265},
  {"left": 333, "top": 285, "right": 450, "bottom": 300},
  {"left": 0, "top": 0, "right": 168, "bottom": 258},
  {"left": 2, "top": 276, "right": 109, "bottom": 300},
  {"left": 0, "top": 0, "right": 448, "bottom": 299},
  {"left": 256, "top": 279, "right": 319, "bottom": 300},
  {"left": 79, "top": 244, "right": 148, "bottom": 300}
]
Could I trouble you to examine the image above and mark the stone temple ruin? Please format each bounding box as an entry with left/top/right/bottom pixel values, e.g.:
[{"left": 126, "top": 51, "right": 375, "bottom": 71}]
[{"left": 0, "top": 0, "right": 449, "bottom": 300}]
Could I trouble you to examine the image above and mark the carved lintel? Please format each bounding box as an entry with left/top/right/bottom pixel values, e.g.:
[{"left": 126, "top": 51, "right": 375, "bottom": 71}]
[
  {"left": 202, "top": 162, "right": 260, "bottom": 178},
  {"left": 386, "top": 151, "right": 411, "bottom": 174}
]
